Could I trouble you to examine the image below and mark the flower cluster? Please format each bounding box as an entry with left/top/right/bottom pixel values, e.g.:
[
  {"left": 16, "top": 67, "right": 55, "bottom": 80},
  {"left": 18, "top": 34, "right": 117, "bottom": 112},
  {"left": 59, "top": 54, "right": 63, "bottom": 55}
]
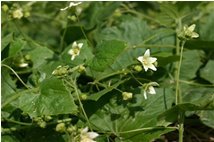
[
  {"left": 2, "top": 3, "right": 31, "bottom": 20},
  {"left": 137, "top": 49, "right": 158, "bottom": 99}
]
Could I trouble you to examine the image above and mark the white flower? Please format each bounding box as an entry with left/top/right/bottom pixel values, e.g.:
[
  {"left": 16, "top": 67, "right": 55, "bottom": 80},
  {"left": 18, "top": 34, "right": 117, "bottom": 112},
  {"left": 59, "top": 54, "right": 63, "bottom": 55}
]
[
  {"left": 68, "top": 41, "right": 83, "bottom": 60},
  {"left": 137, "top": 49, "right": 157, "bottom": 72},
  {"left": 80, "top": 127, "right": 99, "bottom": 142},
  {"left": 60, "top": 2, "right": 82, "bottom": 11},
  {"left": 143, "top": 82, "right": 159, "bottom": 99},
  {"left": 13, "top": 9, "right": 23, "bottom": 19}
]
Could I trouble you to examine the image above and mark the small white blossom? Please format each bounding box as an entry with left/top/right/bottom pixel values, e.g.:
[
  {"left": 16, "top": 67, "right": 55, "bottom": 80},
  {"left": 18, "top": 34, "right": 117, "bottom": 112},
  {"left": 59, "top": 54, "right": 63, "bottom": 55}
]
[
  {"left": 13, "top": 9, "right": 23, "bottom": 19},
  {"left": 137, "top": 49, "right": 157, "bottom": 72},
  {"left": 60, "top": 2, "right": 82, "bottom": 11},
  {"left": 143, "top": 82, "right": 159, "bottom": 100},
  {"left": 80, "top": 127, "right": 99, "bottom": 142},
  {"left": 68, "top": 41, "right": 83, "bottom": 60}
]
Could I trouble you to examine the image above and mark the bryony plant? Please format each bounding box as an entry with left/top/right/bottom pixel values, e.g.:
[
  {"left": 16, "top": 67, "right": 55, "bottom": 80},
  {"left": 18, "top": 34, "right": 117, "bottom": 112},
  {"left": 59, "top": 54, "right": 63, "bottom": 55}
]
[
  {"left": 137, "top": 49, "right": 157, "bottom": 72},
  {"left": 68, "top": 41, "right": 84, "bottom": 60}
]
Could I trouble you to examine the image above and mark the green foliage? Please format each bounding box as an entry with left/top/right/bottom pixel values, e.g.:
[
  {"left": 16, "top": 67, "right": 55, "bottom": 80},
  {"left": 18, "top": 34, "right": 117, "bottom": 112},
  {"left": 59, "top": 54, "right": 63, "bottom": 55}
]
[{"left": 1, "top": 1, "right": 214, "bottom": 142}]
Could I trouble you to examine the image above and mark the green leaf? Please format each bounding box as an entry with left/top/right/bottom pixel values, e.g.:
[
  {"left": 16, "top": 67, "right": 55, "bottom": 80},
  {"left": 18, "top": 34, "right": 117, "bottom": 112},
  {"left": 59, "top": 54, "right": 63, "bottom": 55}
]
[
  {"left": 197, "top": 110, "right": 214, "bottom": 129},
  {"left": 1, "top": 33, "right": 13, "bottom": 51},
  {"left": 1, "top": 38, "right": 26, "bottom": 60},
  {"left": 180, "top": 50, "right": 203, "bottom": 80},
  {"left": 158, "top": 102, "right": 214, "bottom": 124},
  {"left": 16, "top": 78, "right": 78, "bottom": 117},
  {"left": 95, "top": 16, "right": 175, "bottom": 49},
  {"left": 116, "top": 127, "right": 176, "bottom": 142},
  {"left": 1, "top": 135, "right": 20, "bottom": 142},
  {"left": 28, "top": 45, "right": 54, "bottom": 69},
  {"left": 199, "top": 12, "right": 214, "bottom": 41},
  {"left": 200, "top": 60, "right": 214, "bottom": 84},
  {"left": 157, "top": 3, "right": 180, "bottom": 27},
  {"left": 89, "top": 40, "right": 127, "bottom": 71},
  {"left": 185, "top": 40, "right": 214, "bottom": 50},
  {"left": 95, "top": 17, "right": 151, "bottom": 45},
  {"left": 1, "top": 67, "right": 17, "bottom": 103},
  {"left": 82, "top": 2, "right": 121, "bottom": 29},
  {"left": 88, "top": 88, "right": 175, "bottom": 141},
  {"left": 154, "top": 53, "right": 180, "bottom": 66},
  {"left": 9, "top": 39, "right": 26, "bottom": 57}
]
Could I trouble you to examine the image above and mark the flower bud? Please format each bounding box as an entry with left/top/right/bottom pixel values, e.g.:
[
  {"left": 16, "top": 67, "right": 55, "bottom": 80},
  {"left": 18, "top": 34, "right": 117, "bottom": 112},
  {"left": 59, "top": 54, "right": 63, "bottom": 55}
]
[
  {"left": 78, "top": 65, "right": 86, "bottom": 73},
  {"left": 38, "top": 121, "right": 46, "bottom": 128},
  {"left": 80, "top": 93, "right": 87, "bottom": 100},
  {"left": 24, "top": 11, "right": 30, "bottom": 17},
  {"left": 134, "top": 65, "right": 143, "bottom": 72},
  {"left": 44, "top": 115, "right": 52, "bottom": 121},
  {"left": 2, "top": 4, "right": 9, "bottom": 12},
  {"left": 56, "top": 123, "right": 66, "bottom": 132},
  {"left": 52, "top": 65, "right": 69, "bottom": 77},
  {"left": 122, "top": 92, "right": 133, "bottom": 100},
  {"left": 67, "top": 125, "right": 77, "bottom": 133}
]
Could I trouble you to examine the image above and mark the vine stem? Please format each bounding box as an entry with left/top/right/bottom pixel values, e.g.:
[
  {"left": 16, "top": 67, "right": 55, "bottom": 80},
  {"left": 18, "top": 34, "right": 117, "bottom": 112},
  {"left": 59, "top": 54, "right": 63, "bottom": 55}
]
[
  {"left": 175, "top": 18, "right": 185, "bottom": 142},
  {"left": 1, "top": 64, "right": 30, "bottom": 89},
  {"left": 175, "top": 41, "right": 185, "bottom": 105},
  {"left": 64, "top": 79, "right": 92, "bottom": 131}
]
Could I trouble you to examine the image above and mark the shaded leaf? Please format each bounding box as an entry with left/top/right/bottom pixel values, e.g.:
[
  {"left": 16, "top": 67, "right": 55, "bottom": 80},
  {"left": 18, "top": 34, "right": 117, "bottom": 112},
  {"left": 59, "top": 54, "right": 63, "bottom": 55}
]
[
  {"left": 89, "top": 88, "right": 175, "bottom": 141},
  {"left": 89, "top": 40, "right": 127, "bottom": 71},
  {"left": 200, "top": 60, "right": 214, "bottom": 84},
  {"left": 16, "top": 78, "right": 78, "bottom": 118},
  {"left": 180, "top": 50, "right": 203, "bottom": 80}
]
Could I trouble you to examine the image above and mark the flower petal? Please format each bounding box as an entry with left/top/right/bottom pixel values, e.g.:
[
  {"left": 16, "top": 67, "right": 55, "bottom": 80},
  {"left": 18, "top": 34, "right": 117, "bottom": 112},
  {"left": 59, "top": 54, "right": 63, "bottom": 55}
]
[
  {"left": 148, "top": 86, "right": 156, "bottom": 94},
  {"left": 148, "top": 57, "right": 157, "bottom": 63},
  {"left": 78, "top": 43, "right": 84, "bottom": 48},
  {"left": 82, "top": 127, "right": 89, "bottom": 133},
  {"left": 143, "top": 91, "right": 147, "bottom": 99},
  {"left": 87, "top": 132, "right": 99, "bottom": 139},
  {"left": 188, "top": 24, "right": 196, "bottom": 32},
  {"left": 71, "top": 55, "right": 76, "bottom": 60},
  {"left": 72, "top": 41, "right": 78, "bottom": 48},
  {"left": 68, "top": 49, "right": 74, "bottom": 55},
  {"left": 147, "top": 64, "right": 157, "bottom": 71},
  {"left": 143, "top": 64, "right": 149, "bottom": 72},
  {"left": 192, "top": 32, "right": 199, "bottom": 38},
  {"left": 144, "top": 49, "right": 150, "bottom": 57},
  {"left": 137, "top": 56, "right": 144, "bottom": 63}
]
